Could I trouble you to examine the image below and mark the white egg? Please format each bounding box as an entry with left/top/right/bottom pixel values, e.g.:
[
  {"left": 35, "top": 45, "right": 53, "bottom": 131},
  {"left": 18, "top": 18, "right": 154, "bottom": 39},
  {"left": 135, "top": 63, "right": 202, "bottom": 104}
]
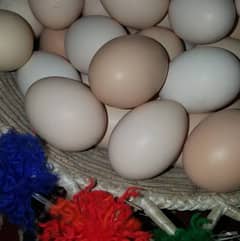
[
  {"left": 0, "top": 0, "right": 43, "bottom": 37},
  {"left": 65, "top": 15, "right": 127, "bottom": 74},
  {"left": 109, "top": 100, "right": 188, "bottom": 180},
  {"left": 25, "top": 77, "right": 107, "bottom": 151},
  {"left": 169, "top": 0, "right": 236, "bottom": 44},
  {"left": 16, "top": 51, "right": 80, "bottom": 95},
  {"left": 160, "top": 47, "right": 240, "bottom": 112}
]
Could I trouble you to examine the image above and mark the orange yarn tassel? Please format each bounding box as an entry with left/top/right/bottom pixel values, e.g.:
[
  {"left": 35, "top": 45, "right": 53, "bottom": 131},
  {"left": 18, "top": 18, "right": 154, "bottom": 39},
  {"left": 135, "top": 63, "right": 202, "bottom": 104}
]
[{"left": 38, "top": 183, "right": 151, "bottom": 241}]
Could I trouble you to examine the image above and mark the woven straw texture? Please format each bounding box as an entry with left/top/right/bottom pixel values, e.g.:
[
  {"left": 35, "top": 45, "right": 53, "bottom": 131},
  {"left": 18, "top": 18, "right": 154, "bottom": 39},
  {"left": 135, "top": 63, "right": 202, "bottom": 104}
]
[{"left": 1, "top": 71, "right": 240, "bottom": 212}]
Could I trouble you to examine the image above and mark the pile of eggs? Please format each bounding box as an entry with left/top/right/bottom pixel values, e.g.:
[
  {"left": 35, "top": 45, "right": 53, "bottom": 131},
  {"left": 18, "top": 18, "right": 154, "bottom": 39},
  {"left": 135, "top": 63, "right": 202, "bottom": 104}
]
[{"left": 1, "top": 0, "right": 240, "bottom": 193}]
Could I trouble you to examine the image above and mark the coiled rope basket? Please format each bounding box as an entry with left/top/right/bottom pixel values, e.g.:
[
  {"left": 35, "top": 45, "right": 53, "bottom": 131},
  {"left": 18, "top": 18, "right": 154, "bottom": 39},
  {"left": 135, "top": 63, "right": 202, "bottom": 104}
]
[{"left": 1, "top": 71, "right": 240, "bottom": 234}]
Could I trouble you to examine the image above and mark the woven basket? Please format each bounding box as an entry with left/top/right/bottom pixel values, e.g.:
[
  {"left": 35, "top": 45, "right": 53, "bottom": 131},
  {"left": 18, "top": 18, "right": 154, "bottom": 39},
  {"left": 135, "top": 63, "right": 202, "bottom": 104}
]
[{"left": 1, "top": 71, "right": 240, "bottom": 232}]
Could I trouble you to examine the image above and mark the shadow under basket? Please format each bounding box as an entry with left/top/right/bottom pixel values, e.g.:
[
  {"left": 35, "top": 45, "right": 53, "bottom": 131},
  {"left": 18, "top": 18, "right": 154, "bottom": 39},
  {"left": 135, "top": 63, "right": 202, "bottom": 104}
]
[{"left": 1, "top": 71, "right": 240, "bottom": 232}]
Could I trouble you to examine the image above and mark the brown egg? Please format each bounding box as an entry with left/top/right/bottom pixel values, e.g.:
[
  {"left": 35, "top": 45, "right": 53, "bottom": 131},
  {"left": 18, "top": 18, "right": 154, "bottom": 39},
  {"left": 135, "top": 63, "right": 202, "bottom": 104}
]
[
  {"left": 40, "top": 28, "right": 67, "bottom": 59},
  {"left": 231, "top": 17, "right": 240, "bottom": 39},
  {"left": 98, "top": 105, "right": 130, "bottom": 148},
  {"left": 89, "top": 35, "right": 169, "bottom": 109},
  {"left": 0, "top": 10, "right": 33, "bottom": 71},
  {"left": 29, "top": 0, "right": 84, "bottom": 29},
  {"left": 139, "top": 27, "right": 184, "bottom": 60},
  {"left": 183, "top": 109, "right": 240, "bottom": 192},
  {"left": 175, "top": 113, "right": 209, "bottom": 167},
  {"left": 198, "top": 37, "right": 240, "bottom": 59},
  {"left": 101, "top": 0, "right": 170, "bottom": 29},
  {"left": 83, "top": 0, "right": 109, "bottom": 16}
]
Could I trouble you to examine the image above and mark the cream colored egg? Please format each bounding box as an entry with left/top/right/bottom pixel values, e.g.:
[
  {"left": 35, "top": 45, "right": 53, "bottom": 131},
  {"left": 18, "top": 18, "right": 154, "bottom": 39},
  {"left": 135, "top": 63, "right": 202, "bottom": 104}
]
[
  {"left": 25, "top": 77, "right": 107, "bottom": 151},
  {"left": 98, "top": 105, "right": 130, "bottom": 148},
  {"left": 0, "top": 0, "right": 43, "bottom": 37},
  {"left": 109, "top": 100, "right": 188, "bottom": 180},
  {"left": 139, "top": 27, "right": 184, "bottom": 60},
  {"left": 101, "top": 0, "right": 170, "bottom": 29},
  {"left": 0, "top": 10, "right": 33, "bottom": 71}
]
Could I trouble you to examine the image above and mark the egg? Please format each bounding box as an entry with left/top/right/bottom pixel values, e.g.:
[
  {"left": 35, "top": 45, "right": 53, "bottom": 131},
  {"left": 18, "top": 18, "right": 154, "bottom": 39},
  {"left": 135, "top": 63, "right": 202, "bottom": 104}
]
[
  {"left": 98, "top": 105, "right": 130, "bottom": 148},
  {"left": 0, "top": 0, "right": 43, "bottom": 37},
  {"left": 160, "top": 47, "right": 240, "bottom": 112},
  {"left": 183, "top": 109, "right": 240, "bottom": 192},
  {"left": 65, "top": 15, "right": 127, "bottom": 74},
  {"left": 231, "top": 18, "right": 240, "bottom": 39},
  {"left": 236, "top": 0, "right": 240, "bottom": 15},
  {"left": 169, "top": 0, "right": 236, "bottom": 44},
  {"left": 28, "top": 0, "right": 84, "bottom": 29},
  {"left": 40, "top": 28, "right": 67, "bottom": 59},
  {"left": 16, "top": 51, "right": 80, "bottom": 95},
  {"left": 101, "top": 0, "right": 170, "bottom": 29},
  {"left": 25, "top": 77, "right": 107, "bottom": 151},
  {"left": 198, "top": 37, "right": 240, "bottom": 59},
  {"left": 175, "top": 113, "right": 209, "bottom": 167},
  {"left": 89, "top": 35, "right": 169, "bottom": 109},
  {"left": 109, "top": 100, "right": 188, "bottom": 180},
  {"left": 139, "top": 27, "right": 184, "bottom": 60},
  {"left": 83, "top": 0, "right": 109, "bottom": 16},
  {"left": 0, "top": 10, "right": 33, "bottom": 71}
]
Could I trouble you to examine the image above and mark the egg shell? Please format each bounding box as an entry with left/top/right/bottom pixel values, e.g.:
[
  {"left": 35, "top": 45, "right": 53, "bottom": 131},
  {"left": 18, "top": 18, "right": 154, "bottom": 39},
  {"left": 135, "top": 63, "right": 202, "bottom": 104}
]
[
  {"left": 65, "top": 15, "right": 127, "bottom": 74},
  {"left": 160, "top": 47, "right": 240, "bottom": 112},
  {"left": 40, "top": 28, "right": 67, "bottom": 59},
  {"left": 101, "top": 0, "right": 169, "bottom": 29},
  {"left": 0, "top": 10, "right": 33, "bottom": 71},
  {"left": 98, "top": 105, "right": 130, "bottom": 148},
  {"left": 169, "top": 0, "right": 236, "bottom": 44},
  {"left": 183, "top": 109, "right": 240, "bottom": 192},
  {"left": 83, "top": 0, "right": 109, "bottom": 16},
  {"left": 175, "top": 113, "right": 209, "bottom": 167},
  {"left": 198, "top": 37, "right": 240, "bottom": 59},
  {"left": 139, "top": 27, "right": 184, "bottom": 60},
  {"left": 0, "top": 0, "right": 43, "bottom": 37},
  {"left": 16, "top": 51, "right": 80, "bottom": 95},
  {"left": 25, "top": 77, "right": 107, "bottom": 151},
  {"left": 29, "top": 0, "right": 84, "bottom": 29},
  {"left": 89, "top": 35, "right": 169, "bottom": 109},
  {"left": 109, "top": 100, "right": 188, "bottom": 180}
]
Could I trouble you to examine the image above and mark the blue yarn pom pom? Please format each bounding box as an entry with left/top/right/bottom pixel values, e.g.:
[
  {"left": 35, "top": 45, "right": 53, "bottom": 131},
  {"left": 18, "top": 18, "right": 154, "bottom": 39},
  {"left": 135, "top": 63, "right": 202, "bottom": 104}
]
[{"left": 0, "top": 130, "right": 58, "bottom": 230}]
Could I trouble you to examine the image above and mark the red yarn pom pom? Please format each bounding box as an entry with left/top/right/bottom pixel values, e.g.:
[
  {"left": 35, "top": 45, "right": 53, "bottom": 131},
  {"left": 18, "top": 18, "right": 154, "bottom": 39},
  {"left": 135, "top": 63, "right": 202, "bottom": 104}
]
[{"left": 38, "top": 183, "right": 151, "bottom": 241}]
